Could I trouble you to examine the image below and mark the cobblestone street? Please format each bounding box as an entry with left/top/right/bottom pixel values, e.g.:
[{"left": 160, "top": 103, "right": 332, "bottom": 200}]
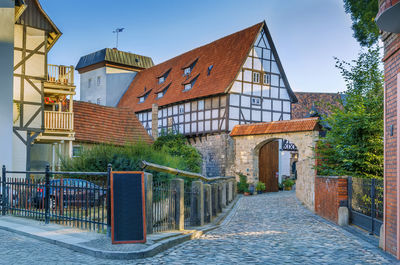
[{"left": 1, "top": 191, "right": 397, "bottom": 264}]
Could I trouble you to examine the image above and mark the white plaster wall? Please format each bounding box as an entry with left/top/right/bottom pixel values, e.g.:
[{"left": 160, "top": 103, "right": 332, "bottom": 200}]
[
  {"left": 106, "top": 66, "right": 137, "bottom": 107},
  {"left": 12, "top": 132, "right": 26, "bottom": 173},
  {"left": 0, "top": 3, "right": 14, "bottom": 169},
  {"left": 80, "top": 67, "right": 107, "bottom": 105},
  {"left": 30, "top": 143, "right": 52, "bottom": 170}
]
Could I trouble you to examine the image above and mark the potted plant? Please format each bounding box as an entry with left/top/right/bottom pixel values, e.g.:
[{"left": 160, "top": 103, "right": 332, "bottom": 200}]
[
  {"left": 255, "top": 182, "right": 266, "bottom": 194},
  {"left": 282, "top": 179, "right": 295, "bottom": 190},
  {"left": 243, "top": 187, "right": 250, "bottom": 196}
]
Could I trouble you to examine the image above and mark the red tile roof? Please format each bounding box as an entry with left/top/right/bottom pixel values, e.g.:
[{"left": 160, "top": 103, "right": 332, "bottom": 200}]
[
  {"left": 292, "top": 92, "right": 342, "bottom": 119},
  {"left": 73, "top": 101, "right": 153, "bottom": 145},
  {"left": 230, "top": 117, "right": 320, "bottom": 137},
  {"left": 118, "top": 22, "right": 265, "bottom": 112}
]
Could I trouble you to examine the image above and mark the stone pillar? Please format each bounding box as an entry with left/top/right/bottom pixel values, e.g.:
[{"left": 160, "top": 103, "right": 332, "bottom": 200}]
[
  {"left": 221, "top": 181, "right": 227, "bottom": 208},
  {"left": 211, "top": 183, "right": 218, "bottom": 217},
  {"left": 228, "top": 180, "right": 233, "bottom": 202},
  {"left": 191, "top": 181, "right": 204, "bottom": 226},
  {"left": 217, "top": 183, "right": 223, "bottom": 213},
  {"left": 144, "top": 172, "right": 153, "bottom": 234},
  {"left": 0, "top": 1, "right": 14, "bottom": 170},
  {"left": 171, "top": 178, "right": 184, "bottom": 230},
  {"left": 204, "top": 184, "right": 212, "bottom": 223},
  {"left": 151, "top": 103, "right": 159, "bottom": 139}
]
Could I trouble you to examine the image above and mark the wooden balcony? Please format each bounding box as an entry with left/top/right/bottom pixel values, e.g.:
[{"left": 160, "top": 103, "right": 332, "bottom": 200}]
[
  {"left": 36, "top": 111, "right": 75, "bottom": 142},
  {"left": 44, "top": 65, "right": 76, "bottom": 95}
]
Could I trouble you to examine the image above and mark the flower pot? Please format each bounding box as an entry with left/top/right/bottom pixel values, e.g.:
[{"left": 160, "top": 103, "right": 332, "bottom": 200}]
[
  {"left": 284, "top": 186, "right": 292, "bottom": 191},
  {"left": 244, "top": 192, "right": 250, "bottom": 196}
]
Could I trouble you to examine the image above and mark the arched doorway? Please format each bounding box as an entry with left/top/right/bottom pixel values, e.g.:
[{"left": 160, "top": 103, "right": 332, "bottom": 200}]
[{"left": 259, "top": 140, "right": 279, "bottom": 192}]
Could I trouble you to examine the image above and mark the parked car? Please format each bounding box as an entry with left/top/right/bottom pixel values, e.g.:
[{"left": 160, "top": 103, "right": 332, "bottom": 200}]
[{"left": 32, "top": 179, "right": 106, "bottom": 209}]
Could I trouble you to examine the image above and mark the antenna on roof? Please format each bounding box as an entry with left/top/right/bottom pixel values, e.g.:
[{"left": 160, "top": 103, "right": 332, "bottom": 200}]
[{"left": 112, "top": 28, "right": 125, "bottom": 49}]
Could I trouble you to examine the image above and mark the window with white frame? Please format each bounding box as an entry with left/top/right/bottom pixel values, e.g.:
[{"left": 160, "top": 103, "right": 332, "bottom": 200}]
[
  {"left": 157, "top": 92, "right": 163, "bottom": 99},
  {"left": 179, "top": 105, "right": 184, "bottom": 114},
  {"left": 251, "top": 97, "right": 261, "bottom": 105},
  {"left": 253, "top": 72, "right": 260, "bottom": 83},
  {"left": 158, "top": 76, "right": 165, "bottom": 84},
  {"left": 184, "top": 67, "right": 191, "bottom": 75},
  {"left": 97, "top": 76, "right": 101, "bottom": 86},
  {"left": 263, "top": 73, "right": 270, "bottom": 85},
  {"left": 72, "top": 145, "right": 82, "bottom": 157},
  {"left": 184, "top": 83, "right": 192, "bottom": 91},
  {"left": 97, "top": 98, "right": 101, "bottom": 105},
  {"left": 139, "top": 96, "right": 145, "bottom": 103}
]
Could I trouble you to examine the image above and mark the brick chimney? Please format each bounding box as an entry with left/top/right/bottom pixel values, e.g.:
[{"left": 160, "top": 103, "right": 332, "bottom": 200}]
[{"left": 152, "top": 104, "right": 159, "bottom": 139}]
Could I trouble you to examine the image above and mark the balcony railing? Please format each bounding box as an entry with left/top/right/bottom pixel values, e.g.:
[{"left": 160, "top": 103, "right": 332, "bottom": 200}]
[
  {"left": 44, "top": 111, "right": 74, "bottom": 131},
  {"left": 47, "top": 65, "right": 74, "bottom": 87}
]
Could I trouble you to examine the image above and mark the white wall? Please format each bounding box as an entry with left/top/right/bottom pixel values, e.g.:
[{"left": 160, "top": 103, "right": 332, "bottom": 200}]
[
  {"left": 0, "top": 2, "right": 14, "bottom": 169},
  {"left": 106, "top": 66, "right": 137, "bottom": 106},
  {"left": 80, "top": 67, "right": 107, "bottom": 104}
]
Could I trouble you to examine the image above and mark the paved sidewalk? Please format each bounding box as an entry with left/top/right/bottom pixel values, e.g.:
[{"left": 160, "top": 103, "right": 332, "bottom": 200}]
[{"left": 0, "top": 191, "right": 398, "bottom": 264}]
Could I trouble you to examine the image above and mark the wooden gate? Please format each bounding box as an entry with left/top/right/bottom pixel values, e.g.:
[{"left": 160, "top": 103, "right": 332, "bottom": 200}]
[{"left": 259, "top": 141, "right": 279, "bottom": 192}]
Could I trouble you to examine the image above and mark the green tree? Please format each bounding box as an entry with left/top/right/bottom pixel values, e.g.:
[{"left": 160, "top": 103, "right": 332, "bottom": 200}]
[
  {"left": 316, "top": 47, "right": 384, "bottom": 179},
  {"left": 343, "top": 0, "right": 380, "bottom": 46},
  {"left": 153, "top": 133, "right": 202, "bottom": 173}
]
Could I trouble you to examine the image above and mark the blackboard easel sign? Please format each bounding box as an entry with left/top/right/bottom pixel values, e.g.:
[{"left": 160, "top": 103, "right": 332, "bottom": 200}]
[{"left": 111, "top": 171, "right": 146, "bottom": 244}]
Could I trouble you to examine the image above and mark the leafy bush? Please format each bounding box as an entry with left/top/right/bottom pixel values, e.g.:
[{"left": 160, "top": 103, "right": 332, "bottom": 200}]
[
  {"left": 282, "top": 179, "right": 295, "bottom": 188},
  {"left": 60, "top": 142, "right": 188, "bottom": 183},
  {"left": 237, "top": 173, "right": 249, "bottom": 193},
  {"left": 153, "top": 133, "right": 202, "bottom": 173},
  {"left": 255, "top": 182, "right": 266, "bottom": 192}
]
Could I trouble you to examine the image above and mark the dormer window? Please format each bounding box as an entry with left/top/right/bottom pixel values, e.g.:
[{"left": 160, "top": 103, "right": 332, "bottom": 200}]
[
  {"left": 184, "top": 67, "right": 191, "bottom": 75},
  {"left": 157, "top": 69, "right": 171, "bottom": 84},
  {"left": 182, "top": 58, "right": 198, "bottom": 76},
  {"left": 183, "top": 74, "right": 199, "bottom": 91},
  {"left": 138, "top": 87, "right": 152, "bottom": 103},
  {"left": 156, "top": 84, "right": 170, "bottom": 99}
]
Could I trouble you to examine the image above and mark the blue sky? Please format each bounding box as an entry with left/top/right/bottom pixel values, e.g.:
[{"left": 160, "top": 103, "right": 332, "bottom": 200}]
[{"left": 40, "top": 0, "right": 361, "bottom": 98}]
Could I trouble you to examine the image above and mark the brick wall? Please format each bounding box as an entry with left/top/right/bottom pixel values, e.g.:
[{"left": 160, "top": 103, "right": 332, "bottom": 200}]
[
  {"left": 382, "top": 30, "right": 400, "bottom": 257},
  {"left": 315, "top": 176, "right": 348, "bottom": 223}
]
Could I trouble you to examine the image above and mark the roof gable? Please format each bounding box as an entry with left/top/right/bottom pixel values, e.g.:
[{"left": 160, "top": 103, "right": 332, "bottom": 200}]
[{"left": 118, "top": 22, "right": 264, "bottom": 112}]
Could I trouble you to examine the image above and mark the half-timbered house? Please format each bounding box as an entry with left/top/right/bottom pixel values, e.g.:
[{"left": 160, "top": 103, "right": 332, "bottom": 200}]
[
  {"left": 0, "top": 0, "right": 76, "bottom": 171},
  {"left": 118, "top": 21, "right": 298, "bottom": 178}
]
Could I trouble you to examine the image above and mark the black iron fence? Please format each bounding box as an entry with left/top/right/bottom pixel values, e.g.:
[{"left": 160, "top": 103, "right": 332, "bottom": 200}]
[
  {"left": 152, "top": 181, "right": 176, "bottom": 233},
  {"left": 348, "top": 177, "right": 383, "bottom": 236},
  {"left": 1, "top": 165, "right": 111, "bottom": 234}
]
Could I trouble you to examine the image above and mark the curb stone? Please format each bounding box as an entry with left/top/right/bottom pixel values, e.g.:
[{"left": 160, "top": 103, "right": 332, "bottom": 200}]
[{"left": 0, "top": 196, "right": 240, "bottom": 260}]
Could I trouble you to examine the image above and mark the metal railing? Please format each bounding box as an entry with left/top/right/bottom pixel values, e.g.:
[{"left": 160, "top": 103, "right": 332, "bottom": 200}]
[
  {"left": 1, "top": 165, "right": 111, "bottom": 234},
  {"left": 348, "top": 177, "right": 383, "bottom": 236},
  {"left": 44, "top": 111, "right": 74, "bottom": 131},
  {"left": 152, "top": 181, "right": 176, "bottom": 233},
  {"left": 47, "top": 64, "right": 74, "bottom": 86}
]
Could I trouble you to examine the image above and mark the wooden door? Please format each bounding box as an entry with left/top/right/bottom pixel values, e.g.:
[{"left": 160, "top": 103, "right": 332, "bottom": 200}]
[{"left": 259, "top": 141, "right": 279, "bottom": 192}]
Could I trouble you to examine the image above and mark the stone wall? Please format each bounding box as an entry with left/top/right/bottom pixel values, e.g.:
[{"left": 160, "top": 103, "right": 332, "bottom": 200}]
[
  {"left": 189, "top": 133, "right": 235, "bottom": 178},
  {"left": 231, "top": 130, "right": 319, "bottom": 210},
  {"left": 315, "top": 176, "right": 348, "bottom": 223}
]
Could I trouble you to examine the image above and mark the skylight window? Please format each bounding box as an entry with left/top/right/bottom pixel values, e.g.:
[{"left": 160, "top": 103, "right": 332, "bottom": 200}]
[
  {"left": 139, "top": 96, "right": 145, "bottom": 103},
  {"left": 182, "top": 59, "right": 198, "bottom": 76},
  {"left": 158, "top": 69, "right": 171, "bottom": 84},
  {"left": 156, "top": 84, "right": 170, "bottom": 99},
  {"left": 158, "top": 76, "right": 165, "bottom": 84}
]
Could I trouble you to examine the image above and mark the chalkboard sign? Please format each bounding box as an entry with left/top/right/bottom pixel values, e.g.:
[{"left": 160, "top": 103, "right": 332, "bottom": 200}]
[{"left": 111, "top": 171, "right": 146, "bottom": 244}]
